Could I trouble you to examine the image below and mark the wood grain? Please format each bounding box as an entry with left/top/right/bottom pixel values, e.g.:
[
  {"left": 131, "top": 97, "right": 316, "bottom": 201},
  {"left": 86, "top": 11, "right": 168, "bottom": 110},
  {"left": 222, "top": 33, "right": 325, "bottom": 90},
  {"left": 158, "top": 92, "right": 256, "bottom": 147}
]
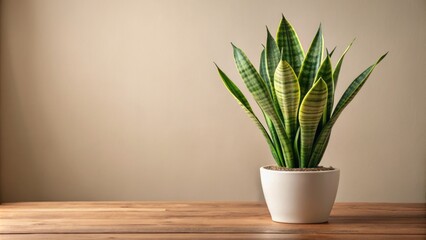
[
  {"left": 0, "top": 202, "right": 425, "bottom": 239},
  {"left": 2, "top": 234, "right": 426, "bottom": 240}
]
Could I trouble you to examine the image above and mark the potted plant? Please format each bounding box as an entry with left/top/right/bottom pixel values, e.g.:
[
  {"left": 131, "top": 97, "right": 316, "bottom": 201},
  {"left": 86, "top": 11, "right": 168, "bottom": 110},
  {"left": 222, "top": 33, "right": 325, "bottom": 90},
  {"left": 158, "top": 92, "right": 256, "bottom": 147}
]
[{"left": 215, "top": 15, "right": 387, "bottom": 223}]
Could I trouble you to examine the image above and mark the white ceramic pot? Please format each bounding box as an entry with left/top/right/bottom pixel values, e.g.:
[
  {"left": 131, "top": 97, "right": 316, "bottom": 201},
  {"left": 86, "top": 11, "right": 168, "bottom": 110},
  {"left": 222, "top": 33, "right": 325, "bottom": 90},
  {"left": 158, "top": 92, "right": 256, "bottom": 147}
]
[{"left": 260, "top": 166, "right": 340, "bottom": 223}]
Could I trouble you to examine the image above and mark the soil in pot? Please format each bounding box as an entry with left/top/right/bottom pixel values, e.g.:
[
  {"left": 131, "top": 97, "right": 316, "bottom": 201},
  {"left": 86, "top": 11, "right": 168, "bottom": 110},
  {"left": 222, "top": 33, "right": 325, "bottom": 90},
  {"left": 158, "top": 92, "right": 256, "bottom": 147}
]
[{"left": 263, "top": 166, "right": 335, "bottom": 172}]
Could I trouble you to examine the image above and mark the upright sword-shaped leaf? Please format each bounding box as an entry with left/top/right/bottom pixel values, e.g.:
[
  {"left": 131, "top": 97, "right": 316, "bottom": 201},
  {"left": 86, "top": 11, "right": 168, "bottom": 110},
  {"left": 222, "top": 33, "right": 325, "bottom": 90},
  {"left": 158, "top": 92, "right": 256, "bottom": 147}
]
[
  {"left": 265, "top": 29, "right": 285, "bottom": 122},
  {"left": 266, "top": 28, "right": 280, "bottom": 88},
  {"left": 316, "top": 55, "right": 334, "bottom": 121},
  {"left": 259, "top": 48, "right": 272, "bottom": 95},
  {"left": 215, "top": 65, "right": 282, "bottom": 166},
  {"left": 232, "top": 44, "right": 295, "bottom": 167},
  {"left": 298, "top": 25, "right": 324, "bottom": 101},
  {"left": 274, "top": 60, "right": 300, "bottom": 140},
  {"left": 309, "top": 53, "right": 388, "bottom": 167},
  {"left": 299, "top": 78, "right": 328, "bottom": 167},
  {"left": 276, "top": 15, "right": 305, "bottom": 75},
  {"left": 334, "top": 39, "right": 355, "bottom": 88},
  {"left": 260, "top": 49, "right": 284, "bottom": 165}
]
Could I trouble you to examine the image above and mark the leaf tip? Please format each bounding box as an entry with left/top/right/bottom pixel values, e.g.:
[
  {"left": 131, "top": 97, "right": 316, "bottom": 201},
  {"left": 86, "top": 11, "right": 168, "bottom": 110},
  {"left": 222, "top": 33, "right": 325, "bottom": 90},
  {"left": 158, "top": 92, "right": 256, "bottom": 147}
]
[
  {"left": 214, "top": 63, "right": 224, "bottom": 75},
  {"left": 317, "top": 77, "right": 327, "bottom": 89},
  {"left": 266, "top": 26, "right": 272, "bottom": 36},
  {"left": 281, "top": 14, "right": 289, "bottom": 23},
  {"left": 315, "top": 23, "right": 323, "bottom": 37},
  {"left": 231, "top": 42, "right": 240, "bottom": 55},
  {"left": 377, "top": 52, "right": 389, "bottom": 64}
]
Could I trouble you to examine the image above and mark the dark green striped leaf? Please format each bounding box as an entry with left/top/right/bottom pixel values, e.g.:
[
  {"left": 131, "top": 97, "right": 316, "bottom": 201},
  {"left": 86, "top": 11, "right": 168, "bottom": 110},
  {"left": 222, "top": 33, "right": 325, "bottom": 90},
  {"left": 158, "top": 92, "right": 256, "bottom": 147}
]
[
  {"left": 334, "top": 53, "right": 387, "bottom": 119},
  {"left": 260, "top": 48, "right": 284, "bottom": 165},
  {"left": 263, "top": 113, "right": 284, "bottom": 166},
  {"left": 259, "top": 48, "right": 272, "bottom": 95},
  {"left": 299, "top": 78, "right": 328, "bottom": 167},
  {"left": 260, "top": 41, "right": 284, "bottom": 122},
  {"left": 309, "top": 53, "right": 388, "bottom": 167},
  {"left": 216, "top": 65, "right": 282, "bottom": 166},
  {"left": 334, "top": 39, "right": 355, "bottom": 88},
  {"left": 265, "top": 28, "right": 281, "bottom": 125},
  {"left": 274, "top": 60, "right": 300, "bottom": 139},
  {"left": 266, "top": 28, "right": 280, "bottom": 87},
  {"left": 232, "top": 44, "right": 295, "bottom": 167},
  {"left": 276, "top": 15, "right": 305, "bottom": 75},
  {"left": 316, "top": 55, "right": 334, "bottom": 121},
  {"left": 233, "top": 44, "right": 274, "bottom": 115},
  {"left": 298, "top": 25, "right": 324, "bottom": 101}
]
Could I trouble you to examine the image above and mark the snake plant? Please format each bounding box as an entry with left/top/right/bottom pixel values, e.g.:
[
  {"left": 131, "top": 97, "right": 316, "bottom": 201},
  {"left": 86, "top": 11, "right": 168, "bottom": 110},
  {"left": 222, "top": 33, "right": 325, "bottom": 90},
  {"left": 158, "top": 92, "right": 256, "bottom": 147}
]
[{"left": 216, "top": 15, "right": 387, "bottom": 168}]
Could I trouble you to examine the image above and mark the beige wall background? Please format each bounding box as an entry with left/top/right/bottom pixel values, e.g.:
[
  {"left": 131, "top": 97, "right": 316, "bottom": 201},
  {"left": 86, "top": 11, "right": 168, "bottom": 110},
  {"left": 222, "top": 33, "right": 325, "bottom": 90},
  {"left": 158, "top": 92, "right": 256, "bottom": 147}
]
[{"left": 1, "top": 0, "right": 425, "bottom": 203}]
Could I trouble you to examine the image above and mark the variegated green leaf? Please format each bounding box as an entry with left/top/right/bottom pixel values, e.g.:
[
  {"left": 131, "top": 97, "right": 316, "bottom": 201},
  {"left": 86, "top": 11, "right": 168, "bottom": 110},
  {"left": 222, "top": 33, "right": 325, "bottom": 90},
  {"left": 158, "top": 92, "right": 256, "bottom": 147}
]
[
  {"left": 259, "top": 48, "right": 272, "bottom": 95},
  {"left": 260, "top": 47, "right": 284, "bottom": 124},
  {"left": 233, "top": 44, "right": 295, "bottom": 167},
  {"left": 263, "top": 113, "right": 284, "bottom": 166},
  {"left": 265, "top": 28, "right": 282, "bottom": 125},
  {"left": 298, "top": 25, "right": 324, "bottom": 101},
  {"left": 276, "top": 15, "right": 305, "bottom": 75},
  {"left": 260, "top": 49, "right": 284, "bottom": 165},
  {"left": 309, "top": 130, "right": 331, "bottom": 168},
  {"left": 216, "top": 65, "right": 282, "bottom": 166},
  {"left": 299, "top": 78, "right": 328, "bottom": 167},
  {"left": 266, "top": 28, "right": 280, "bottom": 86},
  {"left": 274, "top": 60, "right": 300, "bottom": 139},
  {"left": 334, "top": 53, "right": 387, "bottom": 120},
  {"left": 308, "top": 53, "right": 388, "bottom": 167},
  {"left": 334, "top": 39, "right": 355, "bottom": 88},
  {"left": 316, "top": 55, "right": 334, "bottom": 121},
  {"left": 233, "top": 44, "right": 274, "bottom": 115}
]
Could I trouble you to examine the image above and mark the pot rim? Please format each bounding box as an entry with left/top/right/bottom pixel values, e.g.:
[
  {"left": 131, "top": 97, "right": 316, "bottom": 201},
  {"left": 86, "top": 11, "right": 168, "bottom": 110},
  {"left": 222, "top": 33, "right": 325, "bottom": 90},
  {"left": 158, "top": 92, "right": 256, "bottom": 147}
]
[{"left": 260, "top": 165, "right": 340, "bottom": 174}]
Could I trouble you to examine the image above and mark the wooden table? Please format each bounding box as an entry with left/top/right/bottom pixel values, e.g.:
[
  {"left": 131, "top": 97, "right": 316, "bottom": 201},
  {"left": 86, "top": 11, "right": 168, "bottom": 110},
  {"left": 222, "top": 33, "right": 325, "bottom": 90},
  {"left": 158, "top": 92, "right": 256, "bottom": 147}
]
[{"left": 0, "top": 202, "right": 425, "bottom": 239}]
